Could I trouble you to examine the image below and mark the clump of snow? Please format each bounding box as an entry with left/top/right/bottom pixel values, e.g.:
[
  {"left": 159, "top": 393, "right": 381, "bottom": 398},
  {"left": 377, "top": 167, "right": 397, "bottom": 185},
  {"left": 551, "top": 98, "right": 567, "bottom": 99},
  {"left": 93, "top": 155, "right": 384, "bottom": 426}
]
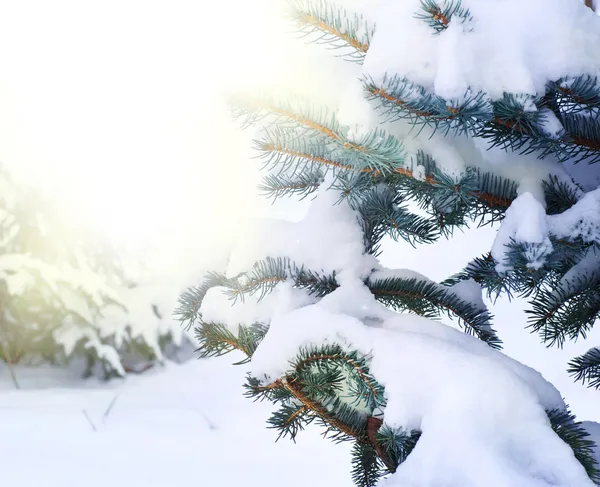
[
  {"left": 413, "top": 164, "right": 427, "bottom": 181},
  {"left": 487, "top": 186, "right": 599, "bottom": 272},
  {"left": 448, "top": 278, "right": 486, "bottom": 311},
  {"left": 201, "top": 283, "right": 315, "bottom": 332},
  {"left": 548, "top": 188, "right": 600, "bottom": 243},
  {"left": 491, "top": 192, "right": 553, "bottom": 272},
  {"left": 539, "top": 108, "right": 565, "bottom": 140},
  {"left": 201, "top": 184, "right": 380, "bottom": 329},
  {"left": 226, "top": 186, "right": 377, "bottom": 283}
]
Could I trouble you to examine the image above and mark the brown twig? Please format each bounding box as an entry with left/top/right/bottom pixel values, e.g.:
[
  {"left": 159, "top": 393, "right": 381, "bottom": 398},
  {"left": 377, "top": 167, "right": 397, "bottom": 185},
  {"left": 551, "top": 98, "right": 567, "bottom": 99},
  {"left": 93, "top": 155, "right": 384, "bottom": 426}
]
[
  {"left": 4, "top": 361, "right": 20, "bottom": 390},
  {"left": 256, "top": 376, "right": 397, "bottom": 472},
  {"left": 264, "top": 142, "right": 513, "bottom": 209},
  {"left": 367, "top": 416, "right": 396, "bottom": 471},
  {"left": 299, "top": 14, "right": 369, "bottom": 54},
  {"left": 283, "top": 378, "right": 363, "bottom": 439}
]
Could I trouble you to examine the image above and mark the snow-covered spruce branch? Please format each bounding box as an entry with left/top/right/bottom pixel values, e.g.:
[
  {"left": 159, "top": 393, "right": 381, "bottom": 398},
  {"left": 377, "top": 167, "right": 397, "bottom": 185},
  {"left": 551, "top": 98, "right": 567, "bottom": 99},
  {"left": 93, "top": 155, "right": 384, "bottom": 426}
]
[
  {"left": 186, "top": 310, "right": 599, "bottom": 485},
  {"left": 243, "top": 98, "right": 520, "bottom": 224},
  {"left": 194, "top": 321, "right": 267, "bottom": 364},
  {"left": 365, "top": 75, "right": 600, "bottom": 164},
  {"left": 181, "top": 256, "right": 500, "bottom": 346},
  {"left": 237, "top": 95, "right": 594, "bottom": 241}
]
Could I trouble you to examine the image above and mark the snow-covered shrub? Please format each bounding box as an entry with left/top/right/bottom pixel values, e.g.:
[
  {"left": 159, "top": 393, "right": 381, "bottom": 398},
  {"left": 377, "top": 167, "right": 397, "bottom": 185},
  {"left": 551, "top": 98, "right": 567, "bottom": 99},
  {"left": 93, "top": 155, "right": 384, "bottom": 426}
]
[{"left": 0, "top": 168, "right": 190, "bottom": 377}]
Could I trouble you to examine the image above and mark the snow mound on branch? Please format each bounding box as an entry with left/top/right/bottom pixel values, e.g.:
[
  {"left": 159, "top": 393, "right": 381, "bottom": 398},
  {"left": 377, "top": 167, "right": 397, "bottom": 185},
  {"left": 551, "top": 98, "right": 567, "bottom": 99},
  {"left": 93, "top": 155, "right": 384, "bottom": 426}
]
[
  {"left": 227, "top": 187, "right": 377, "bottom": 281},
  {"left": 251, "top": 282, "right": 594, "bottom": 487},
  {"left": 358, "top": 0, "right": 600, "bottom": 99},
  {"left": 200, "top": 186, "right": 378, "bottom": 330},
  {"left": 201, "top": 282, "right": 315, "bottom": 331},
  {"left": 548, "top": 188, "right": 600, "bottom": 243},
  {"left": 491, "top": 192, "right": 553, "bottom": 272}
]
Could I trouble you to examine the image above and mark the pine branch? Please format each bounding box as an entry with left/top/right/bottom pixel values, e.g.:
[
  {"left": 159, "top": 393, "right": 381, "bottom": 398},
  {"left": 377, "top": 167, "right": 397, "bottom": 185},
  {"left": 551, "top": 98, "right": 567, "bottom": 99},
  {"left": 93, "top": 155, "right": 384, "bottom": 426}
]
[
  {"left": 259, "top": 170, "right": 324, "bottom": 201},
  {"left": 351, "top": 442, "right": 385, "bottom": 487},
  {"left": 255, "top": 125, "right": 407, "bottom": 176},
  {"left": 526, "top": 264, "right": 600, "bottom": 348},
  {"left": 247, "top": 344, "right": 404, "bottom": 480},
  {"left": 367, "top": 274, "right": 501, "bottom": 348},
  {"left": 292, "top": 345, "right": 384, "bottom": 409},
  {"left": 232, "top": 95, "right": 346, "bottom": 138},
  {"left": 235, "top": 95, "right": 407, "bottom": 168},
  {"left": 445, "top": 237, "right": 592, "bottom": 303},
  {"left": 174, "top": 271, "right": 235, "bottom": 330},
  {"left": 244, "top": 375, "right": 293, "bottom": 404},
  {"left": 569, "top": 347, "right": 600, "bottom": 390},
  {"left": 357, "top": 187, "right": 441, "bottom": 246},
  {"left": 548, "top": 75, "right": 600, "bottom": 116},
  {"left": 231, "top": 257, "right": 290, "bottom": 302},
  {"left": 267, "top": 404, "right": 313, "bottom": 441},
  {"left": 381, "top": 156, "right": 517, "bottom": 229},
  {"left": 245, "top": 98, "right": 519, "bottom": 225},
  {"left": 364, "top": 74, "right": 492, "bottom": 134},
  {"left": 292, "top": 267, "right": 339, "bottom": 297},
  {"left": 543, "top": 174, "right": 582, "bottom": 215},
  {"left": 366, "top": 75, "right": 600, "bottom": 164},
  {"left": 194, "top": 321, "right": 267, "bottom": 364},
  {"left": 290, "top": 0, "right": 374, "bottom": 62},
  {"left": 547, "top": 407, "right": 600, "bottom": 483},
  {"left": 376, "top": 425, "right": 421, "bottom": 470},
  {"left": 282, "top": 376, "right": 365, "bottom": 439}
]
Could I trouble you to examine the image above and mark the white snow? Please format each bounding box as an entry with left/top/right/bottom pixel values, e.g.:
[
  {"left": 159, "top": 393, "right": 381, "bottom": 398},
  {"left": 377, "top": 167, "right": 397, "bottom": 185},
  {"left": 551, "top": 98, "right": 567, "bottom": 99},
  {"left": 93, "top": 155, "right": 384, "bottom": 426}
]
[
  {"left": 548, "top": 188, "right": 600, "bottom": 243},
  {"left": 539, "top": 108, "right": 565, "bottom": 140},
  {"left": 448, "top": 278, "right": 486, "bottom": 311},
  {"left": 0, "top": 359, "right": 351, "bottom": 487},
  {"left": 226, "top": 186, "right": 377, "bottom": 282},
  {"left": 201, "top": 282, "right": 315, "bottom": 331}
]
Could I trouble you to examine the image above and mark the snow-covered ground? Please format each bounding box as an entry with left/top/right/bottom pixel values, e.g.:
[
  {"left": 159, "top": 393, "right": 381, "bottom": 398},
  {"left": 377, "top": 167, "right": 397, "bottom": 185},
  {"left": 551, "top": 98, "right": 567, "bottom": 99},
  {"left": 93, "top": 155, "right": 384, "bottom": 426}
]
[{"left": 0, "top": 357, "right": 351, "bottom": 487}]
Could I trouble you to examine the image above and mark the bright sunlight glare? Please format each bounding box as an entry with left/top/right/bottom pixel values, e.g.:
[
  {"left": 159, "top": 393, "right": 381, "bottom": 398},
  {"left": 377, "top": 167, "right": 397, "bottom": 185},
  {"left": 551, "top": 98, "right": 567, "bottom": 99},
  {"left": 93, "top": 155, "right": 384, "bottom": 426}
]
[{"left": 0, "top": 0, "right": 306, "bottom": 260}]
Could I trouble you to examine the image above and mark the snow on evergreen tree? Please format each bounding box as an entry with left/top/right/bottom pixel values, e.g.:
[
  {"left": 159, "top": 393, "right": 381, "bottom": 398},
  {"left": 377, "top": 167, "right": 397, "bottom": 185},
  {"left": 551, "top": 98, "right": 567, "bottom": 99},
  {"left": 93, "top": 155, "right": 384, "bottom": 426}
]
[
  {"left": 0, "top": 167, "right": 189, "bottom": 379},
  {"left": 177, "top": 0, "right": 600, "bottom": 485}
]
